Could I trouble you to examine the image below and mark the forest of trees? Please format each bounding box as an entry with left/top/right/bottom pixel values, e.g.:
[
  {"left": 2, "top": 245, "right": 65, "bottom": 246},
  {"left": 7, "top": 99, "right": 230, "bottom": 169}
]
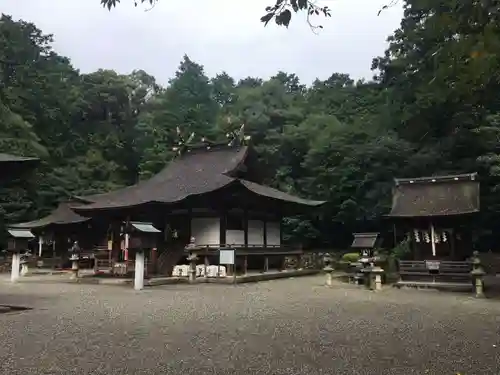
[{"left": 2, "top": 0, "right": 500, "bottom": 249}]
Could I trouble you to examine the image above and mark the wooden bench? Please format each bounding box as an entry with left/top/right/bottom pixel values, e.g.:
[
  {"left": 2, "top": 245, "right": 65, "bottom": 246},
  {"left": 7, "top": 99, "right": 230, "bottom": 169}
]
[{"left": 396, "top": 260, "right": 473, "bottom": 289}]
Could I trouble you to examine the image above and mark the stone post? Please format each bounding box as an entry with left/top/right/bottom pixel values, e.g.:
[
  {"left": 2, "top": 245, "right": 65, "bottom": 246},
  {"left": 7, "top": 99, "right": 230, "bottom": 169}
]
[
  {"left": 10, "top": 252, "right": 20, "bottom": 283},
  {"left": 134, "top": 250, "right": 145, "bottom": 290},
  {"left": 471, "top": 251, "right": 486, "bottom": 298}
]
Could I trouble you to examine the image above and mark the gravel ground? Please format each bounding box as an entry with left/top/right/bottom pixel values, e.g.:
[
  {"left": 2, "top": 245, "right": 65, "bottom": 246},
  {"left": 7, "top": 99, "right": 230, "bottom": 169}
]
[{"left": 0, "top": 275, "right": 499, "bottom": 375}]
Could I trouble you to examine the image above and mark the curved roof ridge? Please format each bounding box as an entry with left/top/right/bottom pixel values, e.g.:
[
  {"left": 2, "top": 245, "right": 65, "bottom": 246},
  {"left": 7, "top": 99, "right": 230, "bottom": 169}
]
[
  {"left": 237, "top": 179, "right": 326, "bottom": 207},
  {"left": 75, "top": 145, "right": 248, "bottom": 212}
]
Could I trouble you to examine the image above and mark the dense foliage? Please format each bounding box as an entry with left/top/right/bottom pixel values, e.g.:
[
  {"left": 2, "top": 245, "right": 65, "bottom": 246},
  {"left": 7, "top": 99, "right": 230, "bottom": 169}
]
[{"left": 2, "top": 0, "right": 500, "bottom": 249}]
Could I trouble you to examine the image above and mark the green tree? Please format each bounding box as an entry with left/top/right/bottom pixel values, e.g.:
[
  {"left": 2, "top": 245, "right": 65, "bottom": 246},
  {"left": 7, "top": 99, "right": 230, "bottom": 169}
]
[{"left": 137, "top": 55, "right": 219, "bottom": 178}]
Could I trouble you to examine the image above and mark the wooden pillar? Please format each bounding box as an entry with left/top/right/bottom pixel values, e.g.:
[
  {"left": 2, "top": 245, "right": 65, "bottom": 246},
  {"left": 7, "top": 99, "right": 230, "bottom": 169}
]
[
  {"left": 243, "top": 209, "right": 248, "bottom": 248},
  {"left": 204, "top": 253, "right": 209, "bottom": 279},
  {"left": 263, "top": 216, "right": 267, "bottom": 248},
  {"left": 111, "top": 221, "right": 120, "bottom": 262},
  {"left": 393, "top": 224, "right": 397, "bottom": 248},
  {"left": 150, "top": 248, "right": 158, "bottom": 275},
  {"left": 187, "top": 208, "right": 192, "bottom": 240},
  {"left": 219, "top": 210, "right": 226, "bottom": 246},
  {"left": 243, "top": 255, "right": 248, "bottom": 275},
  {"left": 450, "top": 229, "right": 456, "bottom": 260},
  {"left": 279, "top": 217, "right": 283, "bottom": 245}
]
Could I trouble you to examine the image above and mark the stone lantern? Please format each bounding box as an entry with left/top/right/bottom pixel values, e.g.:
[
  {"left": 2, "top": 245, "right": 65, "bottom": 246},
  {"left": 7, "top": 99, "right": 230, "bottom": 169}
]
[
  {"left": 68, "top": 241, "right": 81, "bottom": 280},
  {"left": 323, "top": 253, "right": 334, "bottom": 286},
  {"left": 6, "top": 228, "right": 34, "bottom": 282},
  {"left": 470, "top": 251, "right": 486, "bottom": 298}
]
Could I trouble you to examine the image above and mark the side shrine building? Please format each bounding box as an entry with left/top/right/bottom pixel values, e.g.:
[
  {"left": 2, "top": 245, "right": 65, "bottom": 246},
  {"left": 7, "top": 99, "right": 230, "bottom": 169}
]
[
  {"left": 388, "top": 173, "right": 480, "bottom": 260},
  {"left": 47, "top": 131, "right": 327, "bottom": 278}
]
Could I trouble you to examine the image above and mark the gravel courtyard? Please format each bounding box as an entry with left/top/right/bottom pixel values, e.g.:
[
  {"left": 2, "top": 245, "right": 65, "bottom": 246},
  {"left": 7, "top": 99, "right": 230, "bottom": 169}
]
[{"left": 0, "top": 275, "right": 499, "bottom": 375}]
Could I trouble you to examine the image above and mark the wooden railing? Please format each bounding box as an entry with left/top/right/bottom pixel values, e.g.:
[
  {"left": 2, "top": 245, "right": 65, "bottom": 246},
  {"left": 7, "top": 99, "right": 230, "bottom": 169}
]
[
  {"left": 397, "top": 260, "right": 472, "bottom": 287},
  {"left": 94, "top": 258, "right": 149, "bottom": 276},
  {"left": 185, "top": 244, "right": 300, "bottom": 256}
]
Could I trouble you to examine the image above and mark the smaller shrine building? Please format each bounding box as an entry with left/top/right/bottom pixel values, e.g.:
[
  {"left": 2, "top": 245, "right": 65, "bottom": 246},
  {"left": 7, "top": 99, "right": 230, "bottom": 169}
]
[{"left": 388, "top": 173, "right": 479, "bottom": 260}]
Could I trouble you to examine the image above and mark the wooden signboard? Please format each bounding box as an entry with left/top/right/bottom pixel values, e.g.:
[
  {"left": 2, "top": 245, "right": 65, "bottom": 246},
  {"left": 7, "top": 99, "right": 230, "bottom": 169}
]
[{"left": 219, "top": 249, "right": 235, "bottom": 265}]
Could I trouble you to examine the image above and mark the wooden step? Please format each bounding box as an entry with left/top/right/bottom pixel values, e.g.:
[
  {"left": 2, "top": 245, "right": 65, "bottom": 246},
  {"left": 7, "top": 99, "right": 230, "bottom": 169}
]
[{"left": 395, "top": 280, "right": 473, "bottom": 289}]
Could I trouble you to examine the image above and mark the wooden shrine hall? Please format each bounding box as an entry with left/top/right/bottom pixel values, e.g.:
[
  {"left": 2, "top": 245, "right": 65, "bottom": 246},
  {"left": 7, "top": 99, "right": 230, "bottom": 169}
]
[
  {"left": 70, "top": 127, "right": 327, "bottom": 282},
  {"left": 387, "top": 173, "right": 481, "bottom": 288}
]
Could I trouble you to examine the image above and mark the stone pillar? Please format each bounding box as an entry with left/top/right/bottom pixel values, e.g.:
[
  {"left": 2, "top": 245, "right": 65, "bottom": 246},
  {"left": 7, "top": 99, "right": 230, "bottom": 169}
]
[
  {"left": 471, "top": 251, "right": 486, "bottom": 298},
  {"left": 134, "top": 251, "right": 145, "bottom": 290},
  {"left": 10, "top": 252, "right": 20, "bottom": 282},
  {"left": 264, "top": 257, "right": 269, "bottom": 273}
]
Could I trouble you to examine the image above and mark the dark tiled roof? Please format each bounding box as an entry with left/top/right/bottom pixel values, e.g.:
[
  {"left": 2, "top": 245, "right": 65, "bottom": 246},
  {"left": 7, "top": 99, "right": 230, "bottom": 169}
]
[
  {"left": 13, "top": 202, "right": 89, "bottom": 229},
  {"left": 0, "top": 154, "right": 39, "bottom": 177},
  {"left": 388, "top": 173, "right": 480, "bottom": 217},
  {"left": 75, "top": 144, "right": 326, "bottom": 212},
  {"left": 351, "top": 233, "right": 379, "bottom": 248}
]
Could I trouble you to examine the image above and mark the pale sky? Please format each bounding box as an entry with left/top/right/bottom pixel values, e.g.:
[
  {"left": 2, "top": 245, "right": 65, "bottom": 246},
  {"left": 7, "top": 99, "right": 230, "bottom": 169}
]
[{"left": 0, "top": 0, "right": 403, "bottom": 85}]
